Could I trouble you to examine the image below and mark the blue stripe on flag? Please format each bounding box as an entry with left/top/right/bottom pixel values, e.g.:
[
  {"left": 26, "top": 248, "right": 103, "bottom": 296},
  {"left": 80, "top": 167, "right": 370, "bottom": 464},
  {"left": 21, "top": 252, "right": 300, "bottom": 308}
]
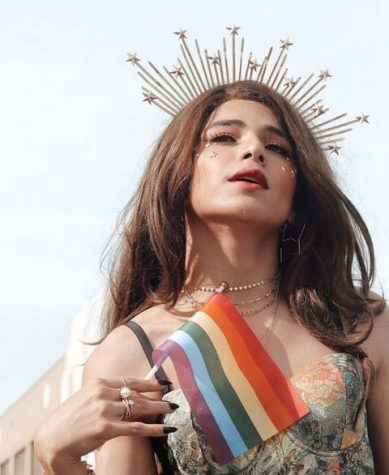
[{"left": 170, "top": 330, "right": 247, "bottom": 456}]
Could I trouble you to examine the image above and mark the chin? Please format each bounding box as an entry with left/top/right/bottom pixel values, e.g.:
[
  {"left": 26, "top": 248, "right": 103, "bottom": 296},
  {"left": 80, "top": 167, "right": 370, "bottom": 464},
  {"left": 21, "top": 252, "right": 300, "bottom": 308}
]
[{"left": 200, "top": 208, "right": 274, "bottom": 226}]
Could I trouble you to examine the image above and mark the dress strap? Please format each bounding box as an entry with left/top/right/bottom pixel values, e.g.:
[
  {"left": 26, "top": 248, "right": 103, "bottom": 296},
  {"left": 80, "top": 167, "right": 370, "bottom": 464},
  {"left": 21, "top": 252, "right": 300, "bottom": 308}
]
[{"left": 124, "top": 320, "right": 171, "bottom": 395}]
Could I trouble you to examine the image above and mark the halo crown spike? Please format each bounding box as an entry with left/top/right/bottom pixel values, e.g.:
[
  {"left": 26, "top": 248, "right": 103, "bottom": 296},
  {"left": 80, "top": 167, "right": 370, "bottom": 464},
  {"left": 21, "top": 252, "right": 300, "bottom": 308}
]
[{"left": 127, "top": 27, "right": 368, "bottom": 155}]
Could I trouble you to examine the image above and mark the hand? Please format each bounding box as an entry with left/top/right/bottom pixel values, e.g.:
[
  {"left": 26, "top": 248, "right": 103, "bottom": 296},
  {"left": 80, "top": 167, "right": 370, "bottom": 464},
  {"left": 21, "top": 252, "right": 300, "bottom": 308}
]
[{"left": 34, "top": 377, "right": 177, "bottom": 467}]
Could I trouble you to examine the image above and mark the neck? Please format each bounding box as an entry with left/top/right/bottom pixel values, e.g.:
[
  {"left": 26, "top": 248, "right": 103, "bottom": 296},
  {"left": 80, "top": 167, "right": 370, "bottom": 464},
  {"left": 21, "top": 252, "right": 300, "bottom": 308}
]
[{"left": 185, "top": 218, "right": 279, "bottom": 289}]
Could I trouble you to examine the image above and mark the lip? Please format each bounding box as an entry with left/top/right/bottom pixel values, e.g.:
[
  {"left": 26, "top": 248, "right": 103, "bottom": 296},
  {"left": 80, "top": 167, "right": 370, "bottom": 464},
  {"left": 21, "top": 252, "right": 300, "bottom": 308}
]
[{"left": 228, "top": 168, "right": 268, "bottom": 189}]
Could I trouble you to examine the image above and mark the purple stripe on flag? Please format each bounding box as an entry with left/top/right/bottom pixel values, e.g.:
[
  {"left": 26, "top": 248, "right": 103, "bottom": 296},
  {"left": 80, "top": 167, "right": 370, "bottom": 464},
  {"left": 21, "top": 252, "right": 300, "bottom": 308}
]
[{"left": 153, "top": 341, "right": 234, "bottom": 465}]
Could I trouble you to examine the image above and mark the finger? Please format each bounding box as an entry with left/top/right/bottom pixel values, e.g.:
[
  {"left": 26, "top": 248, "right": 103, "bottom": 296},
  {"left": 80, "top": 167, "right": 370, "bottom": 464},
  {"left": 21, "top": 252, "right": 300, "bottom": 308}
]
[
  {"left": 105, "top": 386, "right": 142, "bottom": 402},
  {"left": 132, "top": 399, "right": 179, "bottom": 419},
  {"left": 104, "top": 377, "right": 170, "bottom": 393},
  {"left": 108, "top": 421, "right": 178, "bottom": 438},
  {"left": 112, "top": 388, "right": 171, "bottom": 403},
  {"left": 109, "top": 399, "right": 179, "bottom": 420}
]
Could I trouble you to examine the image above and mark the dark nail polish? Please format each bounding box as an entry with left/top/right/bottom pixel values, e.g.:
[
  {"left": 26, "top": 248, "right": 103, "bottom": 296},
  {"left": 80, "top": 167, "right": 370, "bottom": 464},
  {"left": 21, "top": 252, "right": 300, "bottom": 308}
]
[
  {"left": 168, "top": 402, "right": 179, "bottom": 410},
  {"left": 163, "top": 426, "right": 177, "bottom": 434},
  {"left": 158, "top": 378, "right": 172, "bottom": 385}
]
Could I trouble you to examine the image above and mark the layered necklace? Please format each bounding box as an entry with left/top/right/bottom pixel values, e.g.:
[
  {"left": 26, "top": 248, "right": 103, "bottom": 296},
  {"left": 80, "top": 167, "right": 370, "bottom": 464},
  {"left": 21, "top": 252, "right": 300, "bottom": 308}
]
[{"left": 181, "top": 272, "right": 280, "bottom": 318}]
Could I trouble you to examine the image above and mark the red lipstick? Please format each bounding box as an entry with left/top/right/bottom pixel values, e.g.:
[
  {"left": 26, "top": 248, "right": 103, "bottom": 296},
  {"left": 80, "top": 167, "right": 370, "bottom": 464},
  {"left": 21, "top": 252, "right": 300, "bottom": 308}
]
[{"left": 228, "top": 168, "right": 268, "bottom": 189}]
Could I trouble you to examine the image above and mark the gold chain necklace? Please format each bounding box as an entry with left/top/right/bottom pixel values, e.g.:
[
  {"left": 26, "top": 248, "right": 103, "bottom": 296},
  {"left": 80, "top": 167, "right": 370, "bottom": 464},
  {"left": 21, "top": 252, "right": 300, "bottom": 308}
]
[
  {"left": 181, "top": 279, "right": 279, "bottom": 318},
  {"left": 258, "top": 281, "right": 280, "bottom": 347},
  {"left": 182, "top": 286, "right": 276, "bottom": 307}
]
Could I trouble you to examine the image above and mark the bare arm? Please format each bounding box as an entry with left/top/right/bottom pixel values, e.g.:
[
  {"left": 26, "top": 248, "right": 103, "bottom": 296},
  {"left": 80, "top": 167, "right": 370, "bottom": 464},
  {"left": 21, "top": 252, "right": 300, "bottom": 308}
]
[
  {"left": 82, "top": 325, "right": 168, "bottom": 475},
  {"left": 366, "top": 305, "right": 389, "bottom": 474},
  {"left": 34, "top": 323, "right": 176, "bottom": 475}
]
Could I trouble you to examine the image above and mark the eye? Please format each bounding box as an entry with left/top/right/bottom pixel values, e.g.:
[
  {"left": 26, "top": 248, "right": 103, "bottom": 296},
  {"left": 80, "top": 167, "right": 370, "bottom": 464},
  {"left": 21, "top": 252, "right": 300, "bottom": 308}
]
[
  {"left": 208, "top": 132, "right": 237, "bottom": 143},
  {"left": 265, "top": 143, "right": 291, "bottom": 158}
]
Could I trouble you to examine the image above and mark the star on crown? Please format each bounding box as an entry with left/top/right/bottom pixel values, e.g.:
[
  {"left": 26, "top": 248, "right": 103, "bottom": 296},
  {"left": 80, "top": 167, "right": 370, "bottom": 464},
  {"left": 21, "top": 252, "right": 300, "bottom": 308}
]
[
  {"left": 208, "top": 54, "right": 220, "bottom": 65},
  {"left": 126, "top": 53, "right": 140, "bottom": 65},
  {"left": 227, "top": 25, "right": 240, "bottom": 36},
  {"left": 311, "top": 102, "right": 326, "bottom": 116},
  {"left": 142, "top": 91, "right": 157, "bottom": 104},
  {"left": 327, "top": 143, "right": 341, "bottom": 155},
  {"left": 319, "top": 69, "right": 332, "bottom": 80},
  {"left": 280, "top": 38, "right": 293, "bottom": 50},
  {"left": 174, "top": 29, "right": 187, "bottom": 40},
  {"left": 249, "top": 59, "right": 260, "bottom": 71},
  {"left": 284, "top": 77, "right": 297, "bottom": 89},
  {"left": 357, "top": 114, "right": 369, "bottom": 124},
  {"left": 170, "top": 66, "right": 184, "bottom": 77}
]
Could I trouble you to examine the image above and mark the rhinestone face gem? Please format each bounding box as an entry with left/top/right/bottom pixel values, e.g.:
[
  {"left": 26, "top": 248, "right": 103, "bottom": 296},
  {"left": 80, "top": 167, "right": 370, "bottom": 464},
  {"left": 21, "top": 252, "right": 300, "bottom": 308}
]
[{"left": 120, "top": 386, "right": 132, "bottom": 399}]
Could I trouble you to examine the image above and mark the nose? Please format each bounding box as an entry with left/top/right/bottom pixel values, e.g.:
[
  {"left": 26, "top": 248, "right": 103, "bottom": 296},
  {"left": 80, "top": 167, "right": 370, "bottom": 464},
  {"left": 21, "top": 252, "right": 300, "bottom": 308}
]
[
  {"left": 243, "top": 150, "right": 265, "bottom": 163},
  {"left": 241, "top": 139, "right": 265, "bottom": 164}
]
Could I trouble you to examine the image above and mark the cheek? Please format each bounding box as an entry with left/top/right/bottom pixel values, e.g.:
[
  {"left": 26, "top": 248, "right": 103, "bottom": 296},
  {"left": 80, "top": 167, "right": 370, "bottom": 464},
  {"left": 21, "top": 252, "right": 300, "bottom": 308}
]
[
  {"left": 277, "top": 165, "right": 296, "bottom": 195},
  {"left": 273, "top": 164, "right": 297, "bottom": 214},
  {"left": 191, "top": 156, "right": 221, "bottom": 191},
  {"left": 189, "top": 159, "right": 216, "bottom": 207}
]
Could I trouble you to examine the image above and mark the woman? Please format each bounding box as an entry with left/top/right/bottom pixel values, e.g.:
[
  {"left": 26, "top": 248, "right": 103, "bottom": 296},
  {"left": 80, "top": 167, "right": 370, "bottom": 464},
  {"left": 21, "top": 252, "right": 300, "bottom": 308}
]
[{"left": 35, "top": 81, "right": 389, "bottom": 474}]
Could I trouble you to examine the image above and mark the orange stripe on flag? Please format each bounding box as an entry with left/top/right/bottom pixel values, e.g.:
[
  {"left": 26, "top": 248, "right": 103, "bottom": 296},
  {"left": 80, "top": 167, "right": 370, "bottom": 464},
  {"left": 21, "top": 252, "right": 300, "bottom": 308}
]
[{"left": 205, "top": 299, "right": 301, "bottom": 430}]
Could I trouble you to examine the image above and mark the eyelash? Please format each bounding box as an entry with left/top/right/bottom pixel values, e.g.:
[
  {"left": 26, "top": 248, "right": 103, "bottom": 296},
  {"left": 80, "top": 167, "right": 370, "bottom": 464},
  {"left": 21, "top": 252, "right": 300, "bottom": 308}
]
[
  {"left": 208, "top": 133, "right": 236, "bottom": 143},
  {"left": 207, "top": 133, "right": 291, "bottom": 158},
  {"left": 266, "top": 143, "right": 290, "bottom": 158}
]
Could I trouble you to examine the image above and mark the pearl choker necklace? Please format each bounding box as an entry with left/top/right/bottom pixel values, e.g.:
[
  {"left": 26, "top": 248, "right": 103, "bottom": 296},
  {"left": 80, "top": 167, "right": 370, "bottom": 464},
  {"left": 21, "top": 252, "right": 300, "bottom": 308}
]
[{"left": 188, "top": 272, "right": 279, "bottom": 294}]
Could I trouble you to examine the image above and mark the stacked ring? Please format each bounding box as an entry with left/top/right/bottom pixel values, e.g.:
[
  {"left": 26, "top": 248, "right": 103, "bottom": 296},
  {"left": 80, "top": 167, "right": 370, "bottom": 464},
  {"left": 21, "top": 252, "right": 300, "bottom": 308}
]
[{"left": 119, "top": 377, "right": 135, "bottom": 420}]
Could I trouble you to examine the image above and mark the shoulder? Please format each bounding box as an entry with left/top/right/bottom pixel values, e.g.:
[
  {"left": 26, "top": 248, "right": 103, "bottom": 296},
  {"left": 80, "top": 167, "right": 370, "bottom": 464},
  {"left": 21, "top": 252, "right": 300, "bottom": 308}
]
[
  {"left": 83, "top": 307, "right": 166, "bottom": 382},
  {"left": 359, "top": 291, "right": 389, "bottom": 403},
  {"left": 360, "top": 291, "right": 389, "bottom": 372},
  {"left": 362, "top": 293, "right": 389, "bottom": 472},
  {"left": 83, "top": 304, "right": 177, "bottom": 383}
]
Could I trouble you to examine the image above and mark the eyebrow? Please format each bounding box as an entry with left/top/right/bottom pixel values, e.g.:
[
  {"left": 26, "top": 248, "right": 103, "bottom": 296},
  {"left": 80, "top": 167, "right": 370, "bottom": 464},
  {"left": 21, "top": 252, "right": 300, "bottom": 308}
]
[{"left": 205, "top": 119, "right": 290, "bottom": 141}]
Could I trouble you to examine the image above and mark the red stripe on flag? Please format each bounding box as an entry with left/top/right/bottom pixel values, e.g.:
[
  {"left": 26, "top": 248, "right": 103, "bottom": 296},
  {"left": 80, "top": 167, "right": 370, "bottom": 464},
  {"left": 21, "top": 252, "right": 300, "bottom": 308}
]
[{"left": 206, "top": 295, "right": 309, "bottom": 425}]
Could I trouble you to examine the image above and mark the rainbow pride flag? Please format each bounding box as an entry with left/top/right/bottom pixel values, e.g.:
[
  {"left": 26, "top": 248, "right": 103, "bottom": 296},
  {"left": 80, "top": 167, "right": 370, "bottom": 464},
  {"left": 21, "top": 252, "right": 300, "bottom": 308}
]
[{"left": 152, "top": 293, "right": 310, "bottom": 465}]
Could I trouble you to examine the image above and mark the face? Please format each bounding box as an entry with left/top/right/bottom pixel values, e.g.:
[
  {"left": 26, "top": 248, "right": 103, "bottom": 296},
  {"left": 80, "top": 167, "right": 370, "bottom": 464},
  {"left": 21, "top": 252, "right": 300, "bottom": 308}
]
[{"left": 189, "top": 99, "right": 297, "bottom": 232}]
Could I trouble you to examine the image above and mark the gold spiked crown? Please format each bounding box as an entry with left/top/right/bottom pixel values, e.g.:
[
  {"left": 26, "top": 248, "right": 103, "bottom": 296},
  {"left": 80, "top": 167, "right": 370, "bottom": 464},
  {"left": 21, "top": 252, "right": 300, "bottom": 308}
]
[{"left": 126, "top": 26, "right": 368, "bottom": 155}]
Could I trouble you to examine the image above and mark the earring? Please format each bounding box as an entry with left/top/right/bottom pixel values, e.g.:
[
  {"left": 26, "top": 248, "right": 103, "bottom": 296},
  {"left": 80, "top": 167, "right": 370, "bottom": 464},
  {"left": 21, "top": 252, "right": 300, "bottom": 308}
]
[{"left": 279, "top": 222, "right": 306, "bottom": 263}]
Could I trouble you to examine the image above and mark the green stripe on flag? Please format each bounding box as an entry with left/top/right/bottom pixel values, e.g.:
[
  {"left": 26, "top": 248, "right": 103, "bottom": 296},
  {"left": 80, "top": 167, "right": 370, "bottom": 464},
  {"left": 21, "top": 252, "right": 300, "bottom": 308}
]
[{"left": 183, "top": 321, "right": 261, "bottom": 448}]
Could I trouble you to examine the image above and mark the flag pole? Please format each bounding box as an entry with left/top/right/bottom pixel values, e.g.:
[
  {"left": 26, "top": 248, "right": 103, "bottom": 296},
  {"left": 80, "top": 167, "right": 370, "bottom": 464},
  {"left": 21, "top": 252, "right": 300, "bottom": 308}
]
[{"left": 145, "top": 364, "right": 159, "bottom": 380}]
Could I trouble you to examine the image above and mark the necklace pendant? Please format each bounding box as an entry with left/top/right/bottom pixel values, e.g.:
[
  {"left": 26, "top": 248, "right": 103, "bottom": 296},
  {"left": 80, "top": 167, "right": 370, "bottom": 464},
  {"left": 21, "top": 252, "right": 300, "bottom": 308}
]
[{"left": 215, "top": 281, "right": 229, "bottom": 294}]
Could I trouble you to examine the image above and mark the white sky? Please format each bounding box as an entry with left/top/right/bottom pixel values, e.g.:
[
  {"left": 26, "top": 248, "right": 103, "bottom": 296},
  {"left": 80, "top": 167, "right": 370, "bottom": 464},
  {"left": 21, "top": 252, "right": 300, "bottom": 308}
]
[{"left": 1, "top": 0, "right": 388, "bottom": 414}]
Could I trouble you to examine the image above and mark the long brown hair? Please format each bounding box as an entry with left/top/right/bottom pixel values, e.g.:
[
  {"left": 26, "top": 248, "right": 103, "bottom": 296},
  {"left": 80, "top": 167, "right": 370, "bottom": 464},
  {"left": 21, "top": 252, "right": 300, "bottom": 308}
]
[{"left": 101, "top": 81, "right": 384, "bottom": 357}]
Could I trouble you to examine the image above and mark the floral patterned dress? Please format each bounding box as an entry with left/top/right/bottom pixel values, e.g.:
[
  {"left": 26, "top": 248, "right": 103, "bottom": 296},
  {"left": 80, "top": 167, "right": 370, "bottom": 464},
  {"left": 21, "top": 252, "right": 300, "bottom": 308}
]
[{"left": 162, "top": 353, "right": 375, "bottom": 474}]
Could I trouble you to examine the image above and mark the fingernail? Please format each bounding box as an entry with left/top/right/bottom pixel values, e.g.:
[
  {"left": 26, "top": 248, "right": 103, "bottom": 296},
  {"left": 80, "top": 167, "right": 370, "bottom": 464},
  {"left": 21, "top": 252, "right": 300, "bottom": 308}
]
[
  {"left": 168, "top": 402, "right": 179, "bottom": 410},
  {"left": 158, "top": 378, "right": 172, "bottom": 385},
  {"left": 163, "top": 426, "right": 177, "bottom": 434}
]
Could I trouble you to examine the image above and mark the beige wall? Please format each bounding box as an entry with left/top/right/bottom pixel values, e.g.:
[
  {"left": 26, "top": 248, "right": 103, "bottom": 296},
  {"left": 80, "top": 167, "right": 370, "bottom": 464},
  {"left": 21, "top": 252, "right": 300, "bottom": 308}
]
[
  {"left": 0, "top": 358, "right": 64, "bottom": 475},
  {"left": 0, "top": 292, "right": 102, "bottom": 475}
]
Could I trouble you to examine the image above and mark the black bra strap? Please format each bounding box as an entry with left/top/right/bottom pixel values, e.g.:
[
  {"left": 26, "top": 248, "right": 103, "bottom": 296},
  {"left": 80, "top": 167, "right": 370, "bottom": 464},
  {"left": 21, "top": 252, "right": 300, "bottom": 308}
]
[
  {"left": 124, "top": 320, "right": 170, "bottom": 395},
  {"left": 124, "top": 320, "right": 176, "bottom": 474}
]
